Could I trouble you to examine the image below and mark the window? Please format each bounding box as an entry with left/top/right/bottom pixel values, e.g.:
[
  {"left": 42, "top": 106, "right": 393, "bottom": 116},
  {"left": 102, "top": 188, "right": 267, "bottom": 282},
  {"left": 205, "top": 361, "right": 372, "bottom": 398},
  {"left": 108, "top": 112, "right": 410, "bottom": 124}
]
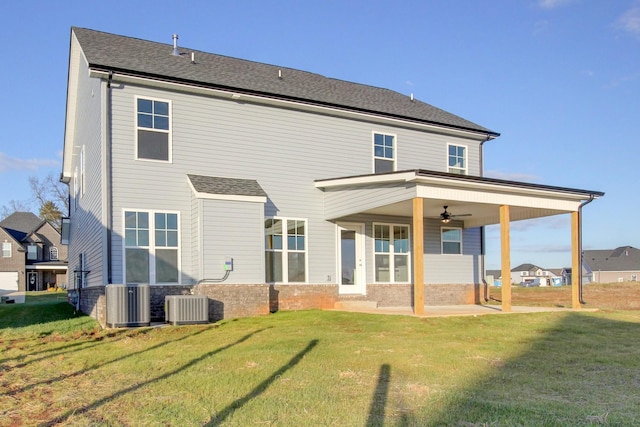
[
  {"left": 632, "top": 275, "right": 638, "bottom": 282},
  {"left": 442, "top": 227, "right": 462, "bottom": 254},
  {"left": 448, "top": 144, "right": 467, "bottom": 175},
  {"left": 27, "top": 245, "right": 38, "bottom": 260},
  {"left": 136, "top": 97, "right": 171, "bottom": 161},
  {"left": 374, "top": 224, "right": 410, "bottom": 282},
  {"left": 2, "top": 242, "right": 11, "bottom": 258},
  {"left": 373, "top": 133, "right": 395, "bottom": 173},
  {"left": 265, "top": 218, "right": 307, "bottom": 283},
  {"left": 124, "top": 210, "right": 179, "bottom": 284},
  {"left": 49, "top": 247, "right": 59, "bottom": 261}
]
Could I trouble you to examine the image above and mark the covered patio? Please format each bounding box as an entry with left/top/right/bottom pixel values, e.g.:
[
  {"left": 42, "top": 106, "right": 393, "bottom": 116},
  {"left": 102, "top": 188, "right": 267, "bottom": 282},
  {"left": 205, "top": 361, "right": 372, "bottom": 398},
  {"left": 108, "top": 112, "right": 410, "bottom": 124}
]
[{"left": 315, "top": 169, "right": 604, "bottom": 314}]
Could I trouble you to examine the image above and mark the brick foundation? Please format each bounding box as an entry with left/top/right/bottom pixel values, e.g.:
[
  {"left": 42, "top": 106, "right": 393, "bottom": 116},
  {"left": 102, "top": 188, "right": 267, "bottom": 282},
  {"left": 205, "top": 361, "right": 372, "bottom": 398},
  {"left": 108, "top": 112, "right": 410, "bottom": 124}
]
[
  {"left": 270, "top": 284, "right": 338, "bottom": 312},
  {"left": 193, "top": 283, "right": 270, "bottom": 321},
  {"left": 424, "top": 283, "right": 480, "bottom": 305}
]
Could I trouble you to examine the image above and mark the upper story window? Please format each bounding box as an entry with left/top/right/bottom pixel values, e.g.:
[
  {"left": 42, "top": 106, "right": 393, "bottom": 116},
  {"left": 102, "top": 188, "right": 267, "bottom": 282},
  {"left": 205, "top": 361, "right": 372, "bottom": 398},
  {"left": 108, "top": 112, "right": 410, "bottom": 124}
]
[
  {"left": 124, "top": 210, "right": 180, "bottom": 284},
  {"left": 50, "top": 247, "right": 59, "bottom": 261},
  {"left": 27, "top": 245, "right": 38, "bottom": 260},
  {"left": 441, "top": 227, "right": 462, "bottom": 255},
  {"left": 373, "top": 133, "right": 395, "bottom": 173},
  {"left": 265, "top": 218, "right": 307, "bottom": 283},
  {"left": 374, "top": 224, "right": 410, "bottom": 283},
  {"left": 447, "top": 144, "right": 467, "bottom": 175},
  {"left": 2, "top": 242, "right": 11, "bottom": 258},
  {"left": 136, "top": 97, "right": 171, "bottom": 162}
]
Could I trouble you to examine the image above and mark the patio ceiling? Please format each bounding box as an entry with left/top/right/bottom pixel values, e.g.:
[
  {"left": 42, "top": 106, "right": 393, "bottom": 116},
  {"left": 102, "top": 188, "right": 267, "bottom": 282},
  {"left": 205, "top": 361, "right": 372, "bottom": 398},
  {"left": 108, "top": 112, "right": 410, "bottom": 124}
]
[{"left": 315, "top": 170, "right": 604, "bottom": 228}]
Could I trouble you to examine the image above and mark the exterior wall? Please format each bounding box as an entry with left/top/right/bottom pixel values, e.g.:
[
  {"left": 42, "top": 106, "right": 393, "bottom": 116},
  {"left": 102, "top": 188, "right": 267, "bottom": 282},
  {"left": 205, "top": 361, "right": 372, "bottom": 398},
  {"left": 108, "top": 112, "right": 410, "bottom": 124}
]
[
  {"left": 270, "top": 284, "right": 338, "bottom": 312},
  {"left": 593, "top": 271, "right": 640, "bottom": 283},
  {"left": 0, "top": 232, "right": 25, "bottom": 292},
  {"left": 425, "top": 283, "right": 479, "bottom": 305},
  {"left": 192, "top": 284, "right": 270, "bottom": 321},
  {"left": 106, "top": 82, "right": 485, "bottom": 289},
  {"left": 74, "top": 286, "right": 106, "bottom": 328},
  {"left": 67, "top": 34, "right": 106, "bottom": 290},
  {"left": 199, "top": 199, "right": 265, "bottom": 284}
]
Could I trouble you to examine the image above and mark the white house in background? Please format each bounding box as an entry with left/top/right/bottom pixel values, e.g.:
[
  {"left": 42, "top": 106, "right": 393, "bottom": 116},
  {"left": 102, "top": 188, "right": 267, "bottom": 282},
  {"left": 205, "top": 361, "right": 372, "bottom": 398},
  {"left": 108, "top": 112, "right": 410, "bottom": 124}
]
[{"left": 61, "top": 27, "right": 603, "bottom": 326}]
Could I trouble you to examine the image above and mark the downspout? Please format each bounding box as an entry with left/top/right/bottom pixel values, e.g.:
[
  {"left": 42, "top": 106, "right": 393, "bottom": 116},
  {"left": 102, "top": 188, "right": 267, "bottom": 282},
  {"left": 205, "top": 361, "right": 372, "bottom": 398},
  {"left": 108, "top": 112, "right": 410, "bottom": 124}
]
[
  {"left": 578, "top": 194, "right": 595, "bottom": 304},
  {"left": 479, "top": 135, "right": 491, "bottom": 302},
  {"left": 106, "top": 71, "right": 113, "bottom": 284}
]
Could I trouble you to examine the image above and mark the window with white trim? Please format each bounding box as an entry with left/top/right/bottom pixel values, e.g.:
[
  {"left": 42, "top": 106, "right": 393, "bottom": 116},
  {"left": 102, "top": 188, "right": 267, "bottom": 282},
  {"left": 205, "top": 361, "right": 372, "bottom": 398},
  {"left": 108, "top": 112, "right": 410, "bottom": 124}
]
[
  {"left": 374, "top": 224, "right": 410, "bottom": 282},
  {"left": 2, "top": 242, "right": 11, "bottom": 258},
  {"left": 265, "top": 218, "right": 307, "bottom": 283},
  {"left": 373, "top": 133, "right": 395, "bottom": 173},
  {"left": 124, "top": 210, "right": 179, "bottom": 284},
  {"left": 49, "top": 247, "right": 59, "bottom": 261},
  {"left": 441, "top": 227, "right": 462, "bottom": 254},
  {"left": 136, "top": 97, "right": 171, "bottom": 161},
  {"left": 447, "top": 144, "right": 467, "bottom": 175}
]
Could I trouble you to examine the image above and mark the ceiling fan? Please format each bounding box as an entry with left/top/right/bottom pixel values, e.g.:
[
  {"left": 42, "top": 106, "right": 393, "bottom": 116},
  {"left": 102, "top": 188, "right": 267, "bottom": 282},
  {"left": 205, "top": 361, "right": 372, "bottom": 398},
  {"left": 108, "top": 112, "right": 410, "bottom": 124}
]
[{"left": 438, "top": 206, "right": 471, "bottom": 223}]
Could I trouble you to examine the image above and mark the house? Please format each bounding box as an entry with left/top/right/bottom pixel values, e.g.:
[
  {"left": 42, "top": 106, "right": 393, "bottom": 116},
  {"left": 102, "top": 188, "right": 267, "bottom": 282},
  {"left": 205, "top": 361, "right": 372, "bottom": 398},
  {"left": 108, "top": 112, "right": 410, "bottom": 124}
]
[
  {"left": 61, "top": 27, "right": 604, "bottom": 326},
  {"left": 0, "top": 212, "right": 68, "bottom": 297},
  {"left": 510, "top": 263, "right": 561, "bottom": 286},
  {"left": 583, "top": 246, "right": 640, "bottom": 283}
]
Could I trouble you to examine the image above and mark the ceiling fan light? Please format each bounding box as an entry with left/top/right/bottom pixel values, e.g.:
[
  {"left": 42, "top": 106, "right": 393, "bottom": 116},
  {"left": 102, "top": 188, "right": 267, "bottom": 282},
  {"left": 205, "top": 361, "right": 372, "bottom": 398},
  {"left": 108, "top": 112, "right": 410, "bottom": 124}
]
[{"left": 441, "top": 217, "right": 451, "bottom": 224}]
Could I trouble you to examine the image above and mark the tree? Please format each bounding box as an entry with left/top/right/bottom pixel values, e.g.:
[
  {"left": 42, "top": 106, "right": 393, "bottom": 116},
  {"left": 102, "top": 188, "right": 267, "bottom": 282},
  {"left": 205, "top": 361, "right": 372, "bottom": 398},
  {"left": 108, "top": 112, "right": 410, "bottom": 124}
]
[
  {"left": 0, "top": 200, "right": 31, "bottom": 221},
  {"left": 29, "top": 173, "right": 69, "bottom": 231}
]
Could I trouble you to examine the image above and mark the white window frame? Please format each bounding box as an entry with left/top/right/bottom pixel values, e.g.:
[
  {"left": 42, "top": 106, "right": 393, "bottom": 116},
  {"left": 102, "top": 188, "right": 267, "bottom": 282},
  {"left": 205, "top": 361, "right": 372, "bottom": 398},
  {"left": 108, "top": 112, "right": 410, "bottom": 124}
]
[
  {"left": 122, "top": 209, "right": 181, "bottom": 285},
  {"left": 373, "top": 223, "right": 411, "bottom": 283},
  {"left": 73, "top": 166, "right": 78, "bottom": 211},
  {"left": 372, "top": 132, "right": 396, "bottom": 173},
  {"left": 134, "top": 96, "right": 172, "bottom": 163},
  {"left": 447, "top": 143, "right": 467, "bottom": 175},
  {"left": 1, "top": 242, "right": 11, "bottom": 258},
  {"left": 441, "top": 226, "right": 463, "bottom": 255},
  {"left": 265, "top": 217, "right": 308, "bottom": 284},
  {"left": 49, "top": 247, "right": 59, "bottom": 261}
]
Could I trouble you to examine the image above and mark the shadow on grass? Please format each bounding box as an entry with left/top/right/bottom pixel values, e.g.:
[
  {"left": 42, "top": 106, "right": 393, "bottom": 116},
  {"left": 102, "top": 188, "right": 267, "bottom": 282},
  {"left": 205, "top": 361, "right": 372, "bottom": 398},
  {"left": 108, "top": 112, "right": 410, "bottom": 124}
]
[
  {"left": 366, "top": 364, "right": 391, "bottom": 427},
  {"left": 410, "top": 312, "right": 640, "bottom": 426},
  {"left": 6, "top": 326, "right": 210, "bottom": 398},
  {"left": 41, "top": 327, "right": 269, "bottom": 426},
  {"left": 205, "top": 339, "right": 319, "bottom": 426},
  {"left": 0, "top": 297, "right": 85, "bottom": 331}
]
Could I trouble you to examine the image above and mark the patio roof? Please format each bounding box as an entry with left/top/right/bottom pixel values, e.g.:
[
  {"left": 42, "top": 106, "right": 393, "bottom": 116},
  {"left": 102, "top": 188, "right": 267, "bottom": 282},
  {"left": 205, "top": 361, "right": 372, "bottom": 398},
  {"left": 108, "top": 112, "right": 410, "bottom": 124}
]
[{"left": 315, "top": 169, "right": 604, "bottom": 227}]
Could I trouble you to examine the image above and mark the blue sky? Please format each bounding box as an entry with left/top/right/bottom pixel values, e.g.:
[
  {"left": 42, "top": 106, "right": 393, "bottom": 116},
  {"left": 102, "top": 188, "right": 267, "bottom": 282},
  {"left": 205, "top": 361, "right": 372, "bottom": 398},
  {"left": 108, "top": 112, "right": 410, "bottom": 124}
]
[{"left": 1, "top": 0, "right": 638, "bottom": 270}]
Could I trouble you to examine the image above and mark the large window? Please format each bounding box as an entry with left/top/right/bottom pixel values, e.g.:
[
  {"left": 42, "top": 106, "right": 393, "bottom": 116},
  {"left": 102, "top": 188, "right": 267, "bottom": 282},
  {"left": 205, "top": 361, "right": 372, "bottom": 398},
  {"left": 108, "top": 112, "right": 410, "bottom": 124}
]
[
  {"left": 441, "top": 227, "right": 462, "bottom": 254},
  {"left": 374, "top": 224, "right": 410, "bottom": 282},
  {"left": 2, "top": 242, "right": 11, "bottom": 258},
  {"left": 136, "top": 97, "right": 171, "bottom": 161},
  {"left": 447, "top": 144, "right": 467, "bottom": 175},
  {"left": 373, "top": 133, "right": 395, "bottom": 173},
  {"left": 265, "top": 218, "right": 307, "bottom": 283},
  {"left": 124, "top": 210, "right": 179, "bottom": 284}
]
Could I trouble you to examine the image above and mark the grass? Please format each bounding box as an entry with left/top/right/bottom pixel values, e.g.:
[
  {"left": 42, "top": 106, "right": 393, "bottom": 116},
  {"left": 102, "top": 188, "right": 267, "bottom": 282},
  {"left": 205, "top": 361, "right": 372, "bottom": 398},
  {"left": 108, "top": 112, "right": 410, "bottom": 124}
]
[{"left": 1, "top": 290, "right": 640, "bottom": 426}]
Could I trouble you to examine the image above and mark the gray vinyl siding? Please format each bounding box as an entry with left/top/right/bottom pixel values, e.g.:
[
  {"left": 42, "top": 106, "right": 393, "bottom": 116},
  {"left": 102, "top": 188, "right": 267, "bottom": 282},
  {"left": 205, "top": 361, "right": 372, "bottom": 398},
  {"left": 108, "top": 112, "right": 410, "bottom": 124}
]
[
  {"left": 323, "top": 184, "right": 416, "bottom": 220},
  {"left": 106, "top": 82, "right": 484, "bottom": 285},
  {"left": 67, "top": 37, "right": 105, "bottom": 288},
  {"left": 200, "top": 199, "right": 264, "bottom": 284},
  {"left": 425, "top": 224, "right": 481, "bottom": 284}
]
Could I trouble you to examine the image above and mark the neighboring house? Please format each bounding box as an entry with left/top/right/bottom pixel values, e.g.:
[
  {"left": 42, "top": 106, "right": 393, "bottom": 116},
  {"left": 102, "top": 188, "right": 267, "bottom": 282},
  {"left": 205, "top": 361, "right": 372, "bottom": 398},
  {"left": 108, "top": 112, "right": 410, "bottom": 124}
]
[
  {"left": 510, "top": 263, "right": 560, "bottom": 286},
  {"left": 583, "top": 246, "right": 640, "bottom": 283},
  {"left": 61, "top": 27, "right": 603, "bottom": 326},
  {"left": 0, "top": 212, "right": 68, "bottom": 294}
]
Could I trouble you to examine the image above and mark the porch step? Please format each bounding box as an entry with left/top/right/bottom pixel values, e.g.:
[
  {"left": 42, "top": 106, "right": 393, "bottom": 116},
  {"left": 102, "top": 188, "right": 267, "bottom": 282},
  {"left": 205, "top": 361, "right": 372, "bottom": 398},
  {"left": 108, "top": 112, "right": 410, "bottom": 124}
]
[{"left": 334, "top": 301, "right": 378, "bottom": 310}]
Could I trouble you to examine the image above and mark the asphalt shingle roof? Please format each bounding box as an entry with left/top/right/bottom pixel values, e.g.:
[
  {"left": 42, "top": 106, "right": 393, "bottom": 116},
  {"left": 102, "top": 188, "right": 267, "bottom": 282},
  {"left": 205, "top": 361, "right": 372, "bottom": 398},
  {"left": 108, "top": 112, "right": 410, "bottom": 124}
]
[
  {"left": 583, "top": 246, "right": 640, "bottom": 272},
  {"left": 188, "top": 174, "right": 267, "bottom": 198},
  {"left": 72, "top": 27, "right": 498, "bottom": 136},
  {"left": 0, "top": 212, "right": 43, "bottom": 242}
]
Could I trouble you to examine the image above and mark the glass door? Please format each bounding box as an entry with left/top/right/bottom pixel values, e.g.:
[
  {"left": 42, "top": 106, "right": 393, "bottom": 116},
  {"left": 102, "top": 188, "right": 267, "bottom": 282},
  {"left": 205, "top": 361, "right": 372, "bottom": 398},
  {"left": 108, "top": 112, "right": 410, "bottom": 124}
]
[{"left": 338, "top": 223, "right": 365, "bottom": 294}]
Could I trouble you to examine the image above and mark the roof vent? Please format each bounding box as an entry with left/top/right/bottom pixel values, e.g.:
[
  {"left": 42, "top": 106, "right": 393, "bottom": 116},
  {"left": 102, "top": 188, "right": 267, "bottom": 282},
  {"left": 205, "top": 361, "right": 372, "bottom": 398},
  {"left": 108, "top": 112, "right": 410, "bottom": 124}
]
[
  {"left": 172, "top": 34, "right": 180, "bottom": 56},
  {"left": 278, "top": 69, "right": 283, "bottom": 79}
]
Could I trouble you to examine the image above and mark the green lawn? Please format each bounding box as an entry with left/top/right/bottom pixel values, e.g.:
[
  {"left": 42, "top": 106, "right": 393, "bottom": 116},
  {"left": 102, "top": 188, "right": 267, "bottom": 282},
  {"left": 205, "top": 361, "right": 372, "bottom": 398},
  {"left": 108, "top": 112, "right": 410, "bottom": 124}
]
[{"left": 1, "top": 293, "right": 640, "bottom": 426}]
